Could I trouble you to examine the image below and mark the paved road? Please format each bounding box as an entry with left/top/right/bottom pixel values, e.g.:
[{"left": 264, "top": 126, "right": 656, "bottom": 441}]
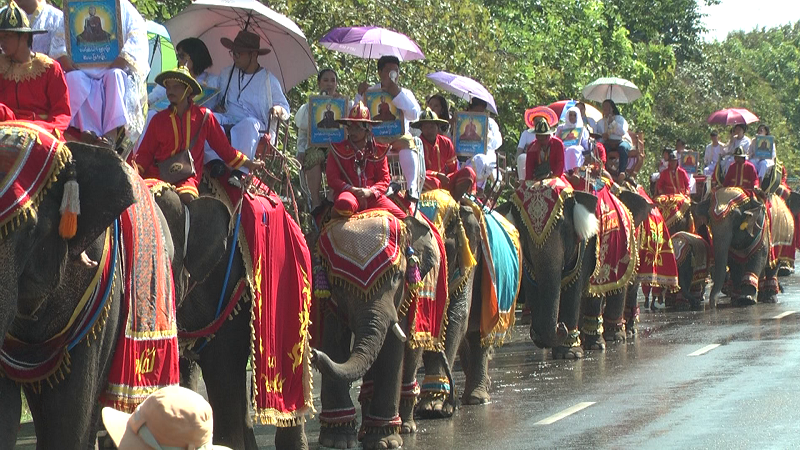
[{"left": 16, "top": 272, "right": 800, "bottom": 448}]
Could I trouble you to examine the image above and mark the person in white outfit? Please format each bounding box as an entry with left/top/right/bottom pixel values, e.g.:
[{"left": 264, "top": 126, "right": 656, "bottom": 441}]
[
  {"left": 204, "top": 30, "right": 290, "bottom": 188},
  {"left": 356, "top": 55, "right": 423, "bottom": 200},
  {"left": 464, "top": 97, "right": 502, "bottom": 190},
  {"left": 556, "top": 106, "right": 590, "bottom": 173},
  {"left": 751, "top": 124, "right": 776, "bottom": 181},
  {"left": 723, "top": 124, "right": 751, "bottom": 172},
  {"left": 703, "top": 130, "right": 727, "bottom": 176}
]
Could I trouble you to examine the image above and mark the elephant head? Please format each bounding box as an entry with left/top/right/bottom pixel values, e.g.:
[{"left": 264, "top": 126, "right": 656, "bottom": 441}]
[
  {"left": 0, "top": 142, "right": 135, "bottom": 349},
  {"left": 312, "top": 213, "right": 438, "bottom": 383}
]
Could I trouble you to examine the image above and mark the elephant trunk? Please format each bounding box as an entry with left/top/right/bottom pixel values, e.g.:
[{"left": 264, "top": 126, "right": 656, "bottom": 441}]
[
  {"left": 312, "top": 309, "right": 393, "bottom": 383},
  {"left": 709, "top": 221, "right": 732, "bottom": 306},
  {"left": 529, "top": 249, "right": 568, "bottom": 349}
]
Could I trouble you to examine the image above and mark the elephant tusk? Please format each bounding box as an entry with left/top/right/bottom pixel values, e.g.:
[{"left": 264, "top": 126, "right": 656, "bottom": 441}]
[{"left": 391, "top": 322, "right": 407, "bottom": 342}]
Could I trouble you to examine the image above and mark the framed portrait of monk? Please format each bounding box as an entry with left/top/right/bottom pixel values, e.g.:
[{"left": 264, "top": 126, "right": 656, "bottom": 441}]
[
  {"left": 454, "top": 111, "right": 488, "bottom": 158},
  {"left": 364, "top": 89, "right": 404, "bottom": 140},
  {"left": 308, "top": 95, "right": 347, "bottom": 147},
  {"left": 753, "top": 135, "right": 775, "bottom": 160},
  {"left": 64, "top": 0, "right": 123, "bottom": 68},
  {"left": 680, "top": 150, "right": 698, "bottom": 174}
]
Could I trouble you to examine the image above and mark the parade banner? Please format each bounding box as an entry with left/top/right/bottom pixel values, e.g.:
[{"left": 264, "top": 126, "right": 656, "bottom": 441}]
[
  {"left": 308, "top": 95, "right": 347, "bottom": 147},
  {"left": 559, "top": 126, "right": 582, "bottom": 147},
  {"left": 147, "top": 84, "right": 220, "bottom": 112},
  {"left": 64, "top": 0, "right": 123, "bottom": 68},
  {"left": 454, "top": 112, "right": 488, "bottom": 158},
  {"left": 365, "top": 89, "right": 404, "bottom": 140},
  {"left": 680, "top": 150, "right": 698, "bottom": 174},
  {"left": 754, "top": 135, "right": 775, "bottom": 159}
]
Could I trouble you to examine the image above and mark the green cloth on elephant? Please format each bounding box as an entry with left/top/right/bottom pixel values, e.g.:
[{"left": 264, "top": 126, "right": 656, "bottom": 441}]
[{"left": 303, "top": 146, "right": 327, "bottom": 170}]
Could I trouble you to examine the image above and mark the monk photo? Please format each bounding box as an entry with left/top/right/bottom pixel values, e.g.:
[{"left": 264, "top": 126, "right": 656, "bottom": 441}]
[
  {"left": 373, "top": 95, "right": 396, "bottom": 121},
  {"left": 459, "top": 117, "right": 482, "bottom": 141},
  {"left": 77, "top": 6, "right": 111, "bottom": 43},
  {"left": 317, "top": 103, "right": 339, "bottom": 129}
]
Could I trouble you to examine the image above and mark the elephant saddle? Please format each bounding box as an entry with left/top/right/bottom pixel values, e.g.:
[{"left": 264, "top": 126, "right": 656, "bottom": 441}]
[
  {"left": 671, "top": 231, "right": 711, "bottom": 292},
  {"left": 588, "top": 184, "right": 637, "bottom": 296},
  {"left": 635, "top": 186, "right": 678, "bottom": 290},
  {"left": 511, "top": 177, "right": 574, "bottom": 248},
  {"left": 653, "top": 193, "right": 691, "bottom": 230},
  {"left": 709, "top": 187, "right": 749, "bottom": 222},
  {"left": 769, "top": 193, "right": 795, "bottom": 265}
]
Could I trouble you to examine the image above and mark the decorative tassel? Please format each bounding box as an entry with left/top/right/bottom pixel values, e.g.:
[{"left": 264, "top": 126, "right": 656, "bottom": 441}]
[
  {"left": 406, "top": 247, "right": 423, "bottom": 290},
  {"left": 313, "top": 264, "right": 331, "bottom": 299},
  {"left": 59, "top": 160, "right": 79, "bottom": 239}
]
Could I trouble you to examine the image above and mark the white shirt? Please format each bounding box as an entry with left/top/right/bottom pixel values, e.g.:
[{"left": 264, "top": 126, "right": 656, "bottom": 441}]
[
  {"left": 26, "top": 3, "right": 67, "bottom": 59},
  {"left": 213, "top": 66, "right": 290, "bottom": 126},
  {"left": 727, "top": 135, "right": 751, "bottom": 157},
  {"left": 594, "top": 115, "right": 631, "bottom": 144},
  {"left": 487, "top": 117, "right": 503, "bottom": 152},
  {"left": 355, "top": 83, "right": 421, "bottom": 135},
  {"left": 517, "top": 129, "right": 536, "bottom": 153}
]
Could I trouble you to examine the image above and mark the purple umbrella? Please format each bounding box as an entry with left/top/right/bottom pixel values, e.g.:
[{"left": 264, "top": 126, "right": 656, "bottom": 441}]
[
  {"left": 426, "top": 71, "right": 497, "bottom": 114},
  {"left": 707, "top": 108, "right": 759, "bottom": 126},
  {"left": 319, "top": 26, "right": 425, "bottom": 61}
]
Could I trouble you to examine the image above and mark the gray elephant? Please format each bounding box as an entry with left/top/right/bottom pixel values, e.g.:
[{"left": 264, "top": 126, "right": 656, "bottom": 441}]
[
  {"left": 311, "top": 210, "right": 439, "bottom": 450},
  {"left": 695, "top": 188, "right": 796, "bottom": 306},
  {"left": 0, "top": 133, "right": 176, "bottom": 449},
  {"left": 152, "top": 179, "right": 310, "bottom": 450},
  {"left": 506, "top": 179, "right": 651, "bottom": 359},
  {"left": 669, "top": 231, "right": 712, "bottom": 309}
]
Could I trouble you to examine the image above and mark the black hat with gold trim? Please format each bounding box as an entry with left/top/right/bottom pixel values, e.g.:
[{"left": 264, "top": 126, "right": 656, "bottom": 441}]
[
  {"left": 733, "top": 146, "right": 747, "bottom": 158},
  {"left": 534, "top": 117, "right": 554, "bottom": 136},
  {"left": 0, "top": 1, "right": 46, "bottom": 34},
  {"left": 155, "top": 66, "right": 203, "bottom": 97},
  {"left": 410, "top": 108, "right": 449, "bottom": 129}
]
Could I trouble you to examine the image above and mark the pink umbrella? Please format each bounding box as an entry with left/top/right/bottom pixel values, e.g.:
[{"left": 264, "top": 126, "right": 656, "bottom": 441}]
[
  {"left": 707, "top": 108, "right": 759, "bottom": 126},
  {"left": 319, "top": 26, "right": 425, "bottom": 61}
]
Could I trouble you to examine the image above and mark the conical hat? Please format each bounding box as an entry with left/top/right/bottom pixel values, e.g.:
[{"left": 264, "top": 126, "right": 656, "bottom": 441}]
[
  {"left": 0, "top": 1, "right": 45, "bottom": 34},
  {"left": 155, "top": 66, "right": 202, "bottom": 97}
]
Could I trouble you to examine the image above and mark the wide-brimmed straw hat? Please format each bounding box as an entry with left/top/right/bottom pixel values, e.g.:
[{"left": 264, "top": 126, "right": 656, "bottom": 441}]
[
  {"left": 337, "top": 102, "right": 379, "bottom": 125},
  {"left": 220, "top": 29, "right": 271, "bottom": 56},
  {"left": 0, "top": 1, "right": 45, "bottom": 34},
  {"left": 155, "top": 66, "right": 202, "bottom": 97},
  {"left": 410, "top": 108, "right": 449, "bottom": 129},
  {"left": 102, "top": 386, "right": 232, "bottom": 450}
]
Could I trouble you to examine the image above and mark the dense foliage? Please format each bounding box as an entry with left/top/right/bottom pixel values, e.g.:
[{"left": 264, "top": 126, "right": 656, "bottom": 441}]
[{"left": 132, "top": 0, "right": 800, "bottom": 180}]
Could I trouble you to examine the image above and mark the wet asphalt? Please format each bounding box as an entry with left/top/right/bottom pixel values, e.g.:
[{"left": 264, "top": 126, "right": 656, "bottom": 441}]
[{"left": 16, "top": 271, "right": 800, "bottom": 449}]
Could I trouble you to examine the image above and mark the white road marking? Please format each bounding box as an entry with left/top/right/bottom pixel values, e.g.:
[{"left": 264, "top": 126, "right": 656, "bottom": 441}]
[
  {"left": 535, "top": 402, "right": 596, "bottom": 425},
  {"left": 688, "top": 344, "right": 720, "bottom": 356},
  {"left": 772, "top": 311, "right": 796, "bottom": 319}
]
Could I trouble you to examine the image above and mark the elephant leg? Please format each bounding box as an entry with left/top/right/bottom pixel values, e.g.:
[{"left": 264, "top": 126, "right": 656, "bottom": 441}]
[
  {"left": 602, "top": 290, "right": 628, "bottom": 344},
  {"left": 581, "top": 296, "right": 605, "bottom": 351},
  {"left": 197, "top": 305, "right": 258, "bottom": 450},
  {"left": 275, "top": 423, "right": 308, "bottom": 450},
  {"left": 417, "top": 273, "right": 473, "bottom": 418},
  {"left": 759, "top": 263, "right": 780, "bottom": 304},
  {"left": 362, "top": 332, "right": 404, "bottom": 450},
  {"left": 398, "top": 346, "right": 421, "bottom": 434},
  {"left": 677, "top": 259, "right": 701, "bottom": 310},
  {"left": 0, "top": 377, "right": 21, "bottom": 449},
  {"left": 318, "top": 313, "right": 358, "bottom": 449},
  {"left": 624, "top": 282, "right": 641, "bottom": 338},
  {"left": 179, "top": 357, "right": 202, "bottom": 391},
  {"left": 737, "top": 247, "right": 767, "bottom": 305},
  {"left": 552, "top": 279, "right": 584, "bottom": 360},
  {"left": 461, "top": 331, "right": 491, "bottom": 405}
]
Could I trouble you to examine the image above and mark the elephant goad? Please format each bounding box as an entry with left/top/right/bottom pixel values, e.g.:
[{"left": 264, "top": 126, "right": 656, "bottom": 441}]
[
  {"left": 0, "top": 123, "right": 178, "bottom": 449},
  {"left": 312, "top": 209, "right": 442, "bottom": 450},
  {"left": 151, "top": 176, "right": 313, "bottom": 450}
]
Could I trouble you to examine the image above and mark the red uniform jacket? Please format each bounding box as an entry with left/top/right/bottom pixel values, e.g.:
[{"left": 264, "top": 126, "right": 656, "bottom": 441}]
[
  {"left": 135, "top": 104, "right": 247, "bottom": 179},
  {"left": 724, "top": 160, "right": 760, "bottom": 190},
  {"left": 327, "top": 139, "right": 391, "bottom": 197},
  {"left": 525, "top": 136, "right": 565, "bottom": 179},
  {"left": 421, "top": 134, "right": 457, "bottom": 176},
  {"left": 656, "top": 166, "right": 690, "bottom": 195},
  {"left": 0, "top": 53, "right": 70, "bottom": 135}
]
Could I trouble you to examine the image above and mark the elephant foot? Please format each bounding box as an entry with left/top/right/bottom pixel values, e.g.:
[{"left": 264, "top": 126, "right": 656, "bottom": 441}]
[
  {"left": 643, "top": 296, "right": 650, "bottom": 309},
  {"left": 461, "top": 386, "right": 490, "bottom": 405},
  {"left": 778, "top": 267, "right": 793, "bottom": 277},
  {"left": 398, "top": 396, "right": 416, "bottom": 434},
  {"left": 602, "top": 324, "right": 626, "bottom": 344},
  {"left": 416, "top": 392, "right": 455, "bottom": 418},
  {"left": 399, "top": 419, "right": 416, "bottom": 435},
  {"left": 625, "top": 322, "right": 637, "bottom": 339},
  {"left": 733, "top": 295, "right": 756, "bottom": 307},
  {"left": 319, "top": 421, "right": 358, "bottom": 449},
  {"left": 759, "top": 293, "right": 779, "bottom": 304},
  {"left": 361, "top": 432, "right": 403, "bottom": 450},
  {"left": 275, "top": 424, "right": 308, "bottom": 450},
  {"left": 689, "top": 298, "right": 704, "bottom": 311},
  {"left": 581, "top": 333, "right": 605, "bottom": 351},
  {"left": 360, "top": 418, "right": 402, "bottom": 450},
  {"left": 552, "top": 345, "right": 584, "bottom": 359}
]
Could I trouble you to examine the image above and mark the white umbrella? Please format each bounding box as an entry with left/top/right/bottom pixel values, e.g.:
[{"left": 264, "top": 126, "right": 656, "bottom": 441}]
[
  {"left": 165, "top": 0, "right": 317, "bottom": 91},
  {"left": 581, "top": 77, "right": 642, "bottom": 104}
]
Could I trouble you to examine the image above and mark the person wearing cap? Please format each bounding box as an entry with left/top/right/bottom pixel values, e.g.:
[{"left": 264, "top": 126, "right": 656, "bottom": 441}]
[
  {"left": 524, "top": 118, "right": 564, "bottom": 181},
  {"left": 724, "top": 146, "right": 759, "bottom": 191},
  {"left": 355, "top": 55, "right": 423, "bottom": 200},
  {"left": 64, "top": 0, "right": 148, "bottom": 149},
  {"left": 655, "top": 149, "right": 690, "bottom": 196},
  {"left": 13, "top": 0, "right": 68, "bottom": 67},
  {"left": 205, "top": 29, "right": 290, "bottom": 188},
  {"left": 102, "top": 385, "right": 232, "bottom": 450},
  {"left": 0, "top": 1, "right": 70, "bottom": 135},
  {"left": 326, "top": 102, "right": 407, "bottom": 219},
  {"left": 134, "top": 67, "right": 263, "bottom": 204},
  {"left": 412, "top": 107, "right": 476, "bottom": 199}
]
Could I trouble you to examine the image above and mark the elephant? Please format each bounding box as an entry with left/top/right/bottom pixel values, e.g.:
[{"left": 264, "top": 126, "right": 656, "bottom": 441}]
[
  {"left": 507, "top": 181, "right": 651, "bottom": 359},
  {"left": 152, "top": 180, "right": 309, "bottom": 450},
  {"left": 694, "top": 188, "right": 799, "bottom": 307},
  {"left": 669, "top": 231, "right": 712, "bottom": 310},
  {"left": 311, "top": 211, "right": 439, "bottom": 450},
  {"left": 0, "top": 139, "right": 174, "bottom": 449}
]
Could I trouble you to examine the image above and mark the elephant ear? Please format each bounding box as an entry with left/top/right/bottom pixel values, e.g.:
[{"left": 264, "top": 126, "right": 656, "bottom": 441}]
[
  {"left": 404, "top": 214, "right": 437, "bottom": 278},
  {"left": 573, "top": 191, "right": 598, "bottom": 215},
  {"left": 617, "top": 190, "right": 651, "bottom": 227},
  {"left": 693, "top": 197, "right": 710, "bottom": 220},
  {"left": 786, "top": 192, "right": 800, "bottom": 217},
  {"left": 185, "top": 196, "right": 232, "bottom": 280},
  {"left": 67, "top": 143, "right": 136, "bottom": 257}
]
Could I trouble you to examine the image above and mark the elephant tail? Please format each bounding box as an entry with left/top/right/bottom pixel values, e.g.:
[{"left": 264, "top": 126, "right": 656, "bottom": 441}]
[{"left": 573, "top": 202, "right": 599, "bottom": 241}]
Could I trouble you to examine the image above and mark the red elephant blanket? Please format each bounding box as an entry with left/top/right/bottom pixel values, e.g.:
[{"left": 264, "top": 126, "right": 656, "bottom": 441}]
[
  {"left": 512, "top": 177, "right": 574, "bottom": 248},
  {"left": 636, "top": 187, "right": 679, "bottom": 291},
  {"left": 654, "top": 193, "right": 692, "bottom": 231},
  {"left": 209, "top": 178, "right": 314, "bottom": 426},
  {"left": 589, "top": 182, "right": 637, "bottom": 296}
]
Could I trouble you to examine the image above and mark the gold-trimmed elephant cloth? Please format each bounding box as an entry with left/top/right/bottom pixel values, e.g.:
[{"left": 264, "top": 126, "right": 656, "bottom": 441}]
[
  {"left": 511, "top": 177, "right": 574, "bottom": 248},
  {"left": 768, "top": 193, "right": 795, "bottom": 265},
  {"left": 635, "top": 187, "right": 679, "bottom": 291},
  {"left": 709, "top": 187, "right": 750, "bottom": 222},
  {"left": 654, "top": 193, "right": 692, "bottom": 230},
  {"left": 588, "top": 182, "right": 638, "bottom": 296}
]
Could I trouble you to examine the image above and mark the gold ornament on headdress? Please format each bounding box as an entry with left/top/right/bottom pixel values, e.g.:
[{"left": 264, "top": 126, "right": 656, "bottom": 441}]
[{"left": 5, "top": 1, "right": 26, "bottom": 27}]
